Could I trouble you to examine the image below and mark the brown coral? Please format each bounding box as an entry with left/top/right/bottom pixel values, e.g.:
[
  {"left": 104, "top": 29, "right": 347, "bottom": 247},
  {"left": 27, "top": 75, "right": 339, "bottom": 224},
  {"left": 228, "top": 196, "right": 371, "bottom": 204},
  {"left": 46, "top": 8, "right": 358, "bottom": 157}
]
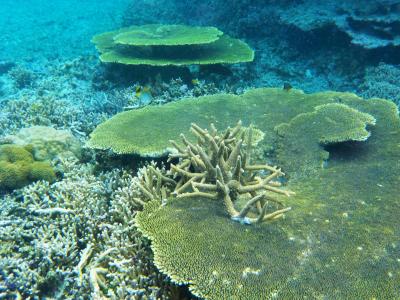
[
  {"left": 167, "top": 121, "right": 293, "bottom": 224},
  {"left": 133, "top": 122, "right": 293, "bottom": 225}
]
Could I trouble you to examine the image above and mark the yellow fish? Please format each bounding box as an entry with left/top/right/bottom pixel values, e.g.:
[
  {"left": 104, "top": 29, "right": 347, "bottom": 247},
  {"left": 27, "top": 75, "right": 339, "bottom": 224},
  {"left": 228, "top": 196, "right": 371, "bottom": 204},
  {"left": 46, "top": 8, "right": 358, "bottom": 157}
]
[
  {"left": 135, "top": 86, "right": 152, "bottom": 104},
  {"left": 191, "top": 78, "right": 200, "bottom": 85}
]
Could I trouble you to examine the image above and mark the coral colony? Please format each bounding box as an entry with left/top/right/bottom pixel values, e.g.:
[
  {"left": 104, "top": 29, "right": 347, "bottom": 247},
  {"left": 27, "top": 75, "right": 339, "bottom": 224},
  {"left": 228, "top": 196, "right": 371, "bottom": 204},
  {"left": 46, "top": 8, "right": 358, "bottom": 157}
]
[{"left": 0, "top": 2, "right": 400, "bottom": 298}]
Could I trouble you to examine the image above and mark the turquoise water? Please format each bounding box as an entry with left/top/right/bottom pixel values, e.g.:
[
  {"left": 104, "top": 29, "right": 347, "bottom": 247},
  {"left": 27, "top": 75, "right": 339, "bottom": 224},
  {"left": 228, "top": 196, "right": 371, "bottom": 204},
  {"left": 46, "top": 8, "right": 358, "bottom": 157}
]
[
  {"left": 0, "top": 0, "right": 129, "bottom": 61},
  {"left": 0, "top": 1, "right": 399, "bottom": 299}
]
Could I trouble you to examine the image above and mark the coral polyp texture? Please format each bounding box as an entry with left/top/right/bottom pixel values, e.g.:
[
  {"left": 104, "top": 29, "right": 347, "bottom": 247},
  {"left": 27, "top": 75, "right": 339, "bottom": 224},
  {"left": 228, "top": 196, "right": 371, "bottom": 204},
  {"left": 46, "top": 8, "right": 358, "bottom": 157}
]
[
  {"left": 0, "top": 144, "right": 56, "bottom": 191},
  {"left": 3, "top": 126, "right": 82, "bottom": 161},
  {"left": 113, "top": 24, "right": 223, "bottom": 46},
  {"left": 133, "top": 88, "right": 400, "bottom": 299},
  {"left": 91, "top": 24, "right": 254, "bottom": 66},
  {"left": 88, "top": 88, "right": 377, "bottom": 157}
]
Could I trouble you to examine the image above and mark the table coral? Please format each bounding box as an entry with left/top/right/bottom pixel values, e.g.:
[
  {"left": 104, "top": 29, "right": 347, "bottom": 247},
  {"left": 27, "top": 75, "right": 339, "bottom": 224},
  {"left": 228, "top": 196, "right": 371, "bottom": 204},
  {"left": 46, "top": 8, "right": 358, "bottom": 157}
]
[
  {"left": 87, "top": 88, "right": 382, "bottom": 157},
  {"left": 112, "top": 24, "right": 223, "bottom": 46},
  {"left": 92, "top": 24, "right": 254, "bottom": 66},
  {"left": 275, "top": 103, "right": 376, "bottom": 176},
  {"left": 135, "top": 88, "right": 400, "bottom": 299}
]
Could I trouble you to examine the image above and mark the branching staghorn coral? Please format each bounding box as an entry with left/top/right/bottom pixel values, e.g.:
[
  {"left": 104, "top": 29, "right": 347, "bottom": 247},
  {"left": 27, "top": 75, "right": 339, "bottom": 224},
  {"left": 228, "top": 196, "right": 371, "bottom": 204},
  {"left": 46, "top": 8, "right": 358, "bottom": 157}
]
[
  {"left": 132, "top": 163, "right": 176, "bottom": 204},
  {"left": 0, "top": 159, "right": 177, "bottom": 299},
  {"left": 168, "top": 121, "right": 293, "bottom": 224}
]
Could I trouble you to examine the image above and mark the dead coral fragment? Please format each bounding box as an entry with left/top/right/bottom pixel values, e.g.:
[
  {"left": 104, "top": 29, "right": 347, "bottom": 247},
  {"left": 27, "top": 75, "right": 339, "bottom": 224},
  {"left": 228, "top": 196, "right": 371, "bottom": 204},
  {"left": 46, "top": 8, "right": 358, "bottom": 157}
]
[{"left": 168, "top": 121, "right": 293, "bottom": 224}]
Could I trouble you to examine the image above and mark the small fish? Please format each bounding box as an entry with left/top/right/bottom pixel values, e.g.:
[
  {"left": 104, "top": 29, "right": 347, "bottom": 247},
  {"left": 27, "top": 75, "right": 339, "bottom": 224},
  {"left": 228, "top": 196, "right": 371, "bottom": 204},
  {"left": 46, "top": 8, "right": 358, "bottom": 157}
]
[
  {"left": 135, "top": 86, "right": 152, "bottom": 105},
  {"left": 283, "top": 82, "right": 292, "bottom": 91},
  {"left": 191, "top": 78, "right": 200, "bottom": 85},
  {"left": 135, "top": 86, "right": 143, "bottom": 97}
]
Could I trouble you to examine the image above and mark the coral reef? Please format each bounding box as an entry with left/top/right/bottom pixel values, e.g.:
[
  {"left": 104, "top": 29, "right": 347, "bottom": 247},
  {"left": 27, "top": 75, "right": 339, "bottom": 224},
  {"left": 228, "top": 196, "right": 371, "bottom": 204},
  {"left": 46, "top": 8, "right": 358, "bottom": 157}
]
[
  {"left": 87, "top": 88, "right": 380, "bottom": 157},
  {"left": 275, "top": 103, "right": 376, "bottom": 175},
  {"left": 0, "top": 55, "right": 240, "bottom": 143},
  {"left": 360, "top": 63, "right": 400, "bottom": 106},
  {"left": 92, "top": 24, "right": 254, "bottom": 66},
  {"left": 168, "top": 122, "right": 293, "bottom": 224},
  {"left": 275, "top": 0, "right": 400, "bottom": 49},
  {"left": 135, "top": 87, "right": 400, "bottom": 299},
  {"left": 122, "top": 0, "right": 400, "bottom": 97},
  {"left": 1, "top": 1, "right": 400, "bottom": 299},
  {"left": 8, "top": 65, "right": 36, "bottom": 89},
  {"left": 0, "top": 144, "right": 56, "bottom": 191},
  {"left": 2, "top": 126, "right": 82, "bottom": 161},
  {"left": 0, "top": 96, "right": 106, "bottom": 138},
  {"left": 0, "top": 159, "right": 184, "bottom": 299},
  {"left": 134, "top": 0, "right": 400, "bottom": 50}
]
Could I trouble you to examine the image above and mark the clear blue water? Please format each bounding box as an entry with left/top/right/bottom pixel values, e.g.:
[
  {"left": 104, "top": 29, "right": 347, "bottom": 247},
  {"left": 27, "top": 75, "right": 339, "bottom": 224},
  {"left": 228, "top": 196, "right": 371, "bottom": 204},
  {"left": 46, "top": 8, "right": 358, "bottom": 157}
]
[{"left": 0, "top": 0, "right": 130, "bottom": 61}]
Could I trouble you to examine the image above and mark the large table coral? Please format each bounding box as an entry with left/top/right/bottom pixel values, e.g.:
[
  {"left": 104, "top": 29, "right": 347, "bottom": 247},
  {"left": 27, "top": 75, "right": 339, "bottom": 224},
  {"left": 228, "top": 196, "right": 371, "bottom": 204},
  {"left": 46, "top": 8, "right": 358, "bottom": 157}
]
[
  {"left": 132, "top": 88, "right": 400, "bottom": 299},
  {"left": 88, "top": 88, "right": 380, "bottom": 157},
  {"left": 91, "top": 24, "right": 254, "bottom": 66}
]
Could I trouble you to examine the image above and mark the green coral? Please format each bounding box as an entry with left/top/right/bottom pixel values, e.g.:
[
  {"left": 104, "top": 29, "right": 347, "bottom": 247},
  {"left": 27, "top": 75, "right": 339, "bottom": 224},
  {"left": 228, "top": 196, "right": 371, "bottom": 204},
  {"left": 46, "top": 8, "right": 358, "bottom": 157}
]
[
  {"left": 113, "top": 24, "right": 223, "bottom": 46},
  {"left": 134, "top": 89, "right": 400, "bottom": 299},
  {"left": 91, "top": 24, "right": 254, "bottom": 66},
  {"left": 88, "top": 91, "right": 283, "bottom": 156},
  {"left": 0, "top": 144, "right": 56, "bottom": 191},
  {"left": 134, "top": 122, "right": 293, "bottom": 225},
  {"left": 88, "top": 89, "right": 378, "bottom": 156},
  {"left": 0, "top": 144, "right": 34, "bottom": 163},
  {"left": 29, "top": 162, "right": 57, "bottom": 182},
  {"left": 275, "top": 103, "right": 376, "bottom": 175}
]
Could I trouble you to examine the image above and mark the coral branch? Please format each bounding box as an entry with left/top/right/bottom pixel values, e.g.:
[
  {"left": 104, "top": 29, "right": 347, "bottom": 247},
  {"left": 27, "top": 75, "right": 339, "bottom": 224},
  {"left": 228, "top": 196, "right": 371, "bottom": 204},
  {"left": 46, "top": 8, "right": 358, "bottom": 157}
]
[{"left": 167, "top": 122, "right": 293, "bottom": 224}]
